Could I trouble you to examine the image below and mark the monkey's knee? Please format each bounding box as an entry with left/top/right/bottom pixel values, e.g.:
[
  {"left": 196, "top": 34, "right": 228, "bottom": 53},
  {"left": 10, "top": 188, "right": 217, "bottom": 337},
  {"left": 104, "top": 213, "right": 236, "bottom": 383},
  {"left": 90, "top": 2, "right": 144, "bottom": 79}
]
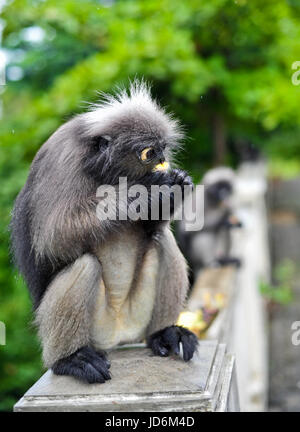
[
  {"left": 52, "top": 346, "right": 111, "bottom": 384},
  {"left": 147, "top": 325, "right": 198, "bottom": 362}
]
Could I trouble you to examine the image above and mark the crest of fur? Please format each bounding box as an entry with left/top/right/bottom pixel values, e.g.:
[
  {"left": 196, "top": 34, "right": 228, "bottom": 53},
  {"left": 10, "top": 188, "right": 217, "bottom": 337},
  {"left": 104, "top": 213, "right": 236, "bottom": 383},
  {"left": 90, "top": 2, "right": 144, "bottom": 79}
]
[{"left": 11, "top": 81, "right": 194, "bottom": 371}]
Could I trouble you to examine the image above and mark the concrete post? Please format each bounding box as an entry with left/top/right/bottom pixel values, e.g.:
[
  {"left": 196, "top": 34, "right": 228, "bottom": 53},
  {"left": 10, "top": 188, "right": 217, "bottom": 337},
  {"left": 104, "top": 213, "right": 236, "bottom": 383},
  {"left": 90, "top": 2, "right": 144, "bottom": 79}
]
[{"left": 14, "top": 342, "right": 239, "bottom": 412}]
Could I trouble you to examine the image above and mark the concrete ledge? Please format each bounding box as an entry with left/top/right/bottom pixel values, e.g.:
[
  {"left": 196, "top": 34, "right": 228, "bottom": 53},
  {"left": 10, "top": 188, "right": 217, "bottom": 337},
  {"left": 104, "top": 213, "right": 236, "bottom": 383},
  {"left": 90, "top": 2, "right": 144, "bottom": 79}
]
[
  {"left": 14, "top": 341, "right": 239, "bottom": 412},
  {"left": 187, "top": 266, "right": 237, "bottom": 342}
]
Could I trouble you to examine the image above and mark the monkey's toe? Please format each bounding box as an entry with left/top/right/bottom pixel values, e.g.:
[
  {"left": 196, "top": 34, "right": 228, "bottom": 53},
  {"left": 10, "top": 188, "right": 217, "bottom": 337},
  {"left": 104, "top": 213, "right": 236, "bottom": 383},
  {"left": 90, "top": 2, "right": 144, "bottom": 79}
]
[
  {"left": 52, "top": 346, "right": 111, "bottom": 384},
  {"left": 147, "top": 325, "right": 198, "bottom": 362},
  {"left": 95, "top": 349, "right": 111, "bottom": 369},
  {"left": 216, "top": 256, "right": 242, "bottom": 268}
]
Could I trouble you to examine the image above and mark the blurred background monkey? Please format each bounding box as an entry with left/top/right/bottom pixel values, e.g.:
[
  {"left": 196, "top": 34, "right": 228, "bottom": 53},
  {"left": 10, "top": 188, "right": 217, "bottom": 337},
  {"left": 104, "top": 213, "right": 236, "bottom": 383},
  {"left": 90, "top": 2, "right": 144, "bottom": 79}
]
[
  {"left": 177, "top": 167, "right": 242, "bottom": 281},
  {"left": 11, "top": 82, "right": 198, "bottom": 384}
]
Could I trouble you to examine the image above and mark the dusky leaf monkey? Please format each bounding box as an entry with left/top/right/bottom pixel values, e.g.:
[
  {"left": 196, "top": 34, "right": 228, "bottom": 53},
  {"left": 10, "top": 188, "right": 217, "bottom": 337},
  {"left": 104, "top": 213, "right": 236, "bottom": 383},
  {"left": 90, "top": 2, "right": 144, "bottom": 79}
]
[
  {"left": 11, "top": 81, "right": 198, "bottom": 384},
  {"left": 177, "top": 167, "right": 242, "bottom": 280}
]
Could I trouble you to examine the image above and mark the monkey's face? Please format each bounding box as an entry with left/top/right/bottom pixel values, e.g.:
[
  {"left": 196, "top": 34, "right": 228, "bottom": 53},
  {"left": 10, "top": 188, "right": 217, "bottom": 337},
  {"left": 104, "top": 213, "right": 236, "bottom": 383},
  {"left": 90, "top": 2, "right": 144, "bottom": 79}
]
[
  {"left": 80, "top": 83, "right": 182, "bottom": 184},
  {"left": 81, "top": 122, "right": 174, "bottom": 184},
  {"left": 206, "top": 180, "right": 233, "bottom": 207}
]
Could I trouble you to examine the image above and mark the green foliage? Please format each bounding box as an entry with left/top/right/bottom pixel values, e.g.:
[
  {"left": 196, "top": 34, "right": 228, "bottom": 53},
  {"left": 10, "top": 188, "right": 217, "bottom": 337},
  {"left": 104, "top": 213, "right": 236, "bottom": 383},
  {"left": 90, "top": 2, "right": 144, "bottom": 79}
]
[
  {"left": 268, "top": 158, "right": 300, "bottom": 179},
  {"left": 0, "top": 278, "right": 42, "bottom": 411},
  {"left": 260, "top": 260, "right": 295, "bottom": 305},
  {"left": 1, "top": 0, "right": 300, "bottom": 410}
]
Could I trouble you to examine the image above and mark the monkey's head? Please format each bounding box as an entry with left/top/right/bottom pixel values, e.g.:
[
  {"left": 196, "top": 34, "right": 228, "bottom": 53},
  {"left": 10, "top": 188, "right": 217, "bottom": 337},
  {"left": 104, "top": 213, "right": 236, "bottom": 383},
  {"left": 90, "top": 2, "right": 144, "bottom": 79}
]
[
  {"left": 73, "top": 81, "right": 183, "bottom": 184},
  {"left": 203, "top": 167, "right": 235, "bottom": 207}
]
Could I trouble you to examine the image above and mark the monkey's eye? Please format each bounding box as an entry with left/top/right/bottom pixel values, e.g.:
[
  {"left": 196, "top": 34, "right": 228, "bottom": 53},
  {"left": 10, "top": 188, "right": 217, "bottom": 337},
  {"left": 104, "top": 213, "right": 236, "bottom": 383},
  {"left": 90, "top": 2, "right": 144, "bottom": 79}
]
[
  {"left": 92, "top": 136, "right": 110, "bottom": 152},
  {"left": 140, "top": 147, "right": 156, "bottom": 163}
]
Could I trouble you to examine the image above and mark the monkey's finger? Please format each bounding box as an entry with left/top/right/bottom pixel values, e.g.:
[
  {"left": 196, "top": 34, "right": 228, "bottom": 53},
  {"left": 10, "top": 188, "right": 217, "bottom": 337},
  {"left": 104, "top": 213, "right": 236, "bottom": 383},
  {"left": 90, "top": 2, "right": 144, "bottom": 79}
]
[
  {"left": 151, "top": 338, "right": 169, "bottom": 357},
  {"left": 95, "top": 350, "right": 111, "bottom": 369},
  {"left": 82, "top": 362, "right": 107, "bottom": 384},
  {"left": 90, "top": 357, "right": 111, "bottom": 380},
  {"left": 171, "top": 169, "right": 193, "bottom": 187},
  {"left": 53, "top": 357, "right": 106, "bottom": 384},
  {"left": 75, "top": 347, "right": 111, "bottom": 380},
  {"left": 172, "top": 343, "right": 180, "bottom": 356},
  {"left": 181, "top": 336, "right": 193, "bottom": 361},
  {"left": 70, "top": 356, "right": 106, "bottom": 382},
  {"left": 161, "top": 326, "right": 180, "bottom": 355},
  {"left": 181, "top": 334, "right": 198, "bottom": 362}
]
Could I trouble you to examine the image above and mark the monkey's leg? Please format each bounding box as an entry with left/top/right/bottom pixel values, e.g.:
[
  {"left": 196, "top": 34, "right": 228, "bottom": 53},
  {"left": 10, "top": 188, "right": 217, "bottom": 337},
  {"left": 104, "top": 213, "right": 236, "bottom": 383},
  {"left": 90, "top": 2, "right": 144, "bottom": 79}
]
[
  {"left": 146, "top": 228, "right": 198, "bottom": 361},
  {"left": 215, "top": 226, "right": 242, "bottom": 268},
  {"left": 35, "top": 254, "right": 111, "bottom": 384}
]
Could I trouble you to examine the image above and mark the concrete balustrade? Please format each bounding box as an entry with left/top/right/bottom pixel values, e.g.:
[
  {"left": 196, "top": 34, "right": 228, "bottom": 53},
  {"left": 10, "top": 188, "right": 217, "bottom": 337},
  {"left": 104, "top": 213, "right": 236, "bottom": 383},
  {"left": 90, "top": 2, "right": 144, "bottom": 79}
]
[{"left": 14, "top": 161, "right": 269, "bottom": 412}]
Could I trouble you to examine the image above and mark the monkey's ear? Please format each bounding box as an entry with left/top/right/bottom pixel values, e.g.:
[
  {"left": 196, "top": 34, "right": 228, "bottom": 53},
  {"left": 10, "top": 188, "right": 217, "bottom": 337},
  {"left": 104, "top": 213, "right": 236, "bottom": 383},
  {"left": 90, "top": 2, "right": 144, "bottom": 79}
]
[{"left": 91, "top": 136, "right": 111, "bottom": 152}]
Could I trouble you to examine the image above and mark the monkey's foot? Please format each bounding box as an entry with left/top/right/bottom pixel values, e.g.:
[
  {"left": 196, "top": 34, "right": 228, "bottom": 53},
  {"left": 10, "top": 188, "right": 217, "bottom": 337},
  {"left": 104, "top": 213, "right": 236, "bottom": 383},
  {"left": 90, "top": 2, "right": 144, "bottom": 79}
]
[
  {"left": 224, "top": 220, "right": 243, "bottom": 229},
  {"left": 147, "top": 325, "right": 198, "bottom": 362},
  {"left": 52, "top": 346, "right": 111, "bottom": 384},
  {"left": 217, "top": 256, "right": 242, "bottom": 268}
]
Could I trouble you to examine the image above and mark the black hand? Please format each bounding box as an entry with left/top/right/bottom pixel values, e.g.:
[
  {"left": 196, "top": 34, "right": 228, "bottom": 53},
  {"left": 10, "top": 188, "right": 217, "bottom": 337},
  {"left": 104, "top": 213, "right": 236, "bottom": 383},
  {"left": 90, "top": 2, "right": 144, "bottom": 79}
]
[
  {"left": 139, "top": 169, "right": 193, "bottom": 237},
  {"left": 52, "top": 346, "right": 111, "bottom": 384},
  {"left": 147, "top": 325, "right": 198, "bottom": 362},
  {"left": 168, "top": 168, "right": 193, "bottom": 190}
]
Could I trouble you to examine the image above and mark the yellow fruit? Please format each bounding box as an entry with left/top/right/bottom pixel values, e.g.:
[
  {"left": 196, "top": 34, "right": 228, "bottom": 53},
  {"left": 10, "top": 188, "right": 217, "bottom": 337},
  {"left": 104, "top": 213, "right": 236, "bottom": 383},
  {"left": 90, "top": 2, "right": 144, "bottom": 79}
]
[{"left": 153, "top": 161, "right": 169, "bottom": 172}]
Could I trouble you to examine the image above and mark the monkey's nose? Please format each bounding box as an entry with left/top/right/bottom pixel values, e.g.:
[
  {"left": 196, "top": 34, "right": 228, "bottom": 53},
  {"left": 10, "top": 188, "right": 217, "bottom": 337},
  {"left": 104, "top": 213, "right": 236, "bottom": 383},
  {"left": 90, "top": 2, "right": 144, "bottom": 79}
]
[{"left": 157, "top": 151, "right": 165, "bottom": 164}]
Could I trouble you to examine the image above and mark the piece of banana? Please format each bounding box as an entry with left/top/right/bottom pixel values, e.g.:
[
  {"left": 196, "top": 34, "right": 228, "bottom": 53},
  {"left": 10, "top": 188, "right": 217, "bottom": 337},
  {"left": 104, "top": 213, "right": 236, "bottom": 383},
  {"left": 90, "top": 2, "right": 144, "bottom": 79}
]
[{"left": 153, "top": 161, "right": 169, "bottom": 172}]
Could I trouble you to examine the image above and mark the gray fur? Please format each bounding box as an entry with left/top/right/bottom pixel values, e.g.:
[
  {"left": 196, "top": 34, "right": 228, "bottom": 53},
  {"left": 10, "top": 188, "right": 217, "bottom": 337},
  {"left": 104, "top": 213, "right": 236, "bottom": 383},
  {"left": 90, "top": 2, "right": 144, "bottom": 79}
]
[
  {"left": 30, "top": 119, "right": 101, "bottom": 264},
  {"left": 11, "top": 81, "right": 190, "bottom": 370},
  {"left": 35, "top": 254, "right": 101, "bottom": 367},
  {"left": 29, "top": 82, "right": 183, "bottom": 264},
  {"left": 146, "top": 228, "right": 189, "bottom": 336}
]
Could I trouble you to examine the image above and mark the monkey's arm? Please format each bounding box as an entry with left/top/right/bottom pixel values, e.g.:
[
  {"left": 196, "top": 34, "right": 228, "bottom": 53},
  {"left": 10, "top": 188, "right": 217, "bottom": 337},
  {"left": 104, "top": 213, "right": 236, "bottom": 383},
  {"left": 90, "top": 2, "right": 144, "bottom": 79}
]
[
  {"left": 146, "top": 228, "right": 188, "bottom": 333},
  {"left": 146, "top": 228, "right": 198, "bottom": 361},
  {"left": 35, "top": 254, "right": 110, "bottom": 383}
]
